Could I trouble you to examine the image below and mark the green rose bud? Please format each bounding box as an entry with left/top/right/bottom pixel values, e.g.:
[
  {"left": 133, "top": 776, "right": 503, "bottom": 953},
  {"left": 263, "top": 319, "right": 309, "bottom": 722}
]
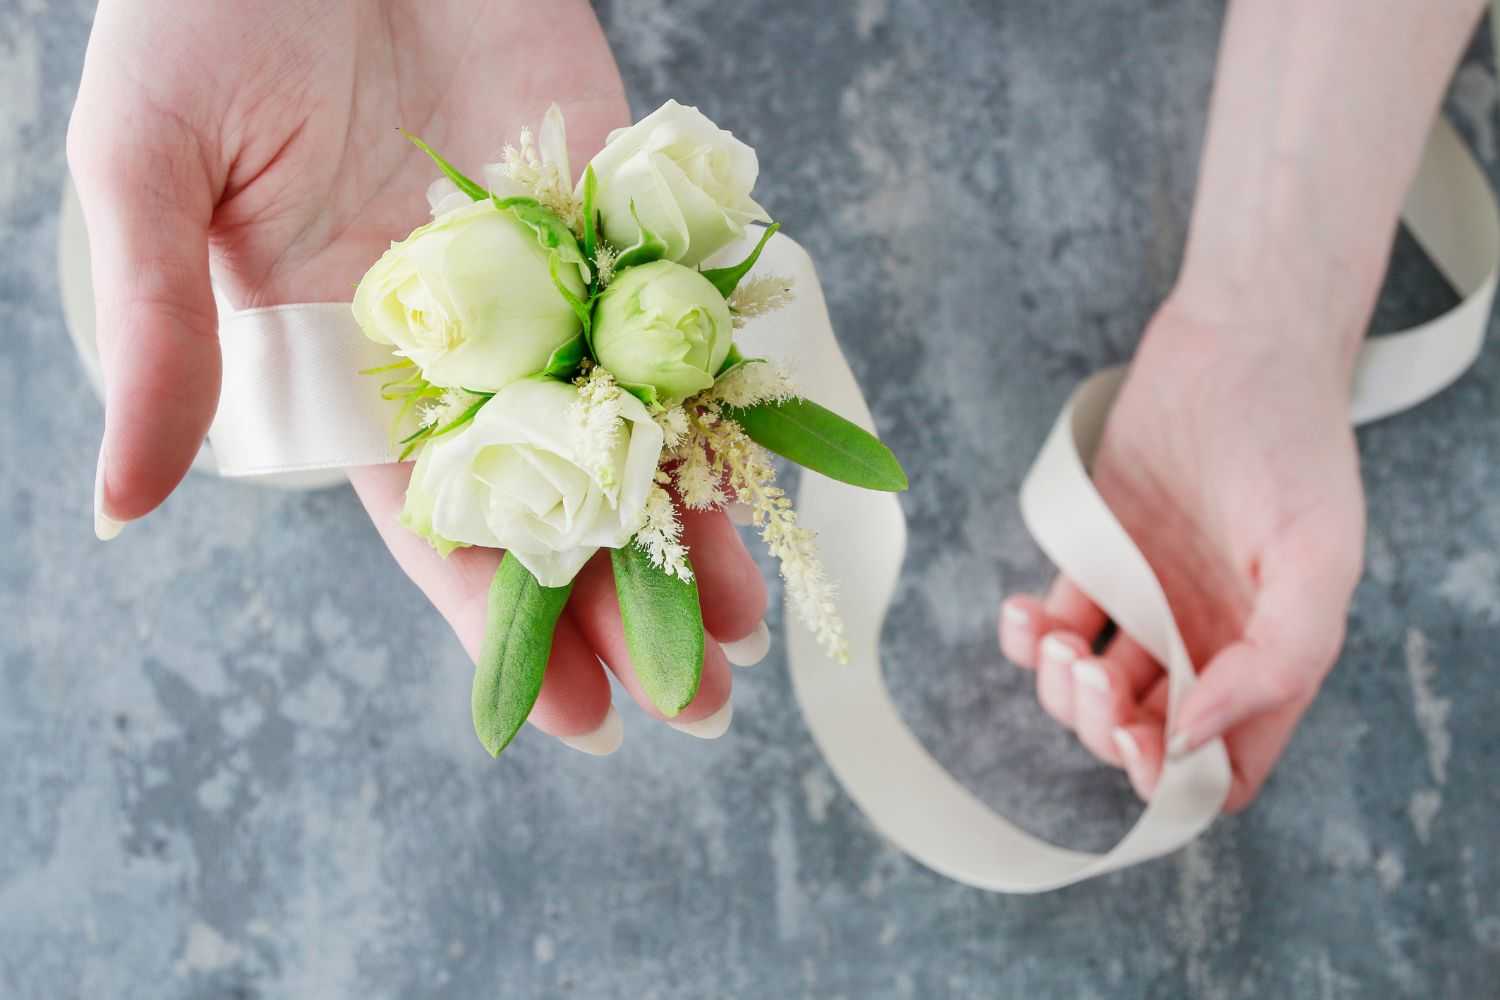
[
  {"left": 352, "top": 200, "right": 585, "bottom": 392},
  {"left": 592, "top": 260, "right": 734, "bottom": 403}
]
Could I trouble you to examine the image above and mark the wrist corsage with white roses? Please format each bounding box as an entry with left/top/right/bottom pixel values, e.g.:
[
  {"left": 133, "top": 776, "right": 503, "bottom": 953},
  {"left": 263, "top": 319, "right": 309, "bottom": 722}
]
[{"left": 352, "top": 101, "right": 906, "bottom": 757}]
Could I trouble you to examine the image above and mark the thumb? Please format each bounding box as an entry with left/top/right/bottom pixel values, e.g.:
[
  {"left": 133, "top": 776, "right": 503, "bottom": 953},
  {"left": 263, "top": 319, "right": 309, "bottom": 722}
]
[
  {"left": 69, "top": 97, "right": 221, "bottom": 538},
  {"left": 1167, "top": 543, "right": 1359, "bottom": 758}
]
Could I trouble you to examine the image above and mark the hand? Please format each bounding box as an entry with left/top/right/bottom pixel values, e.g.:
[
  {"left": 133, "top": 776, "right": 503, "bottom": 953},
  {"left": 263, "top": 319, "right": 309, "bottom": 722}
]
[
  {"left": 69, "top": 0, "right": 767, "bottom": 751},
  {"left": 1000, "top": 299, "right": 1365, "bottom": 811}
]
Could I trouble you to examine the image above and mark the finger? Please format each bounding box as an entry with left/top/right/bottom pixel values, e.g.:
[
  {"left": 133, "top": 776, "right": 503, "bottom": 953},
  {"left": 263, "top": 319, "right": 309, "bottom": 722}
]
[
  {"left": 347, "top": 464, "right": 618, "bottom": 752},
  {"left": 679, "top": 507, "right": 769, "bottom": 663},
  {"left": 1220, "top": 702, "right": 1310, "bottom": 813},
  {"left": 69, "top": 91, "right": 221, "bottom": 534},
  {"left": 1099, "top": 632, "right": 1161, "bottom": 698},
  {"left": 1167, "top": 557, "right": 1351, "bottom": 757},
  {"left": 1035, "top": 630, "right": 1090, "bottom": 727},
  {"left": 569, "top": 553, "right": 735, "bottom": 736},
  {"left": 1069, "top": 657, "right": 1136, "bottom": 765},
  {"left": 1043, "top": 577, "right": 1110, "bottom": 645},
  {"left": 999, "top": 595, "right": 1048, "bottom": 668},
  {"left": 1111, "top": 722, "right": 1164, "bottom": 801}
]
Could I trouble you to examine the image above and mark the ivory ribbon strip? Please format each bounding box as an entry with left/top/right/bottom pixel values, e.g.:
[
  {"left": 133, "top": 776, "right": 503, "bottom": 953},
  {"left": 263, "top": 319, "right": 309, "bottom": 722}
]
[{"left": 203, "top": 116, "right": 1496, "bottom": 891}]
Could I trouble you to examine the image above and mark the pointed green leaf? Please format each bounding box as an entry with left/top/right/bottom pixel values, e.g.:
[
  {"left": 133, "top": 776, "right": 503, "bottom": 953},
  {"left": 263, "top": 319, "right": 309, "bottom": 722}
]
[
  {"left": 614, "top": 200, "right": 670, "bottom": 271},
  {"left": 618, "top": 381, "right": 660, "bottom": 409},
  {"left": 610, "top": 544, "right": 704, "bottom": 717},
  {"left": 725, "top": 397, "right": 908, "bottom": 492},
  {"left": 472, "top": 553, "right": 573, "bottom": 757},
  {"left": 496, "top": 195, "right": 589, "bottom": 275},
  {"left": 715, "top": 346, "right": 766, "bottom": 379},
  {"left": 582, "top": 165, "right": 600, "bottom": 263},
  {"left": 549, "top": 252, "right": 593, "bottom": 339},
  {"left": 700, "top": 223, "right": 780, "bottom": 298},
  {"left": 544, "top": 334, "right": 587, "bottom": 379},
  {"left": 401, "top": 130, "right": 488, "bottom": 202}
]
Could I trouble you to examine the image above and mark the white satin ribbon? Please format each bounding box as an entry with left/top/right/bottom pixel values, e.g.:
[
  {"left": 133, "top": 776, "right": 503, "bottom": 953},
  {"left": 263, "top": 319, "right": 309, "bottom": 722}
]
[{"left": 203, "top": 115, "right": 1496, "bottom": 891}]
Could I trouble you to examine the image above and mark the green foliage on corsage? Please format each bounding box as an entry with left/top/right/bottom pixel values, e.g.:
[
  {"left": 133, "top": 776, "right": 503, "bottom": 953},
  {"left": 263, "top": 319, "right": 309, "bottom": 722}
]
[
  {"left": 472, "top": 553, "right": 574, "bottom": 757},
  {"left": 725, "top": 397, "right": 909, "bottom": 493},
  {"left": 610, "top": 543, "right": 705, "bottom": 717}
]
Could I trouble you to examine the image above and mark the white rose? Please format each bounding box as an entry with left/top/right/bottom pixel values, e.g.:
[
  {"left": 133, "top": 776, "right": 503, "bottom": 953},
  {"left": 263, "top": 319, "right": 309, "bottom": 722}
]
[
  {"left": 585, "top": 100, "right": 770, "bottom": 267},
  {"left": 401, "top": 377, "right": 664, "bottom": 587},
  {"left": 352, "top": 199, "right": 585, "bottom": 392}
]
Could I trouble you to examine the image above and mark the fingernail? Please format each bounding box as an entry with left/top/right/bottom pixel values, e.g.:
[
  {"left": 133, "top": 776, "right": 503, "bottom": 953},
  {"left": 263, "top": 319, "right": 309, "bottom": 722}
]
[
  {"left": 1039, "top": 634, "right": 1077, "bottom": 668},
  {"left": 558, "top": 705, "right": 623, "bottom": 757},
  {"left": 722, "top": 621, "right": 770, "bottom": 667},
  {"left": 1112, "top": 727, "right": 1140, "bottom": 765},
  {"left": 1001, "top": 602, "right": 1031, "bottom": 628},
  {"left": 94, "top": 448, "right": 124, "bottom": 541},
  {"left": 1168, "top": 703, "right": 1226, "bottom": 759},
  {"left": 668, "top": 699, "right": 733, "bottom": 740},
  {"left": 1166, "top": 731, "right": 1191, "bottom": 758},
  {"left": 726, "top": 501, "right": 753, "bottom": 526},
  {"left": 1071, "top": 659, "right": 1111, "bottom": 694}
]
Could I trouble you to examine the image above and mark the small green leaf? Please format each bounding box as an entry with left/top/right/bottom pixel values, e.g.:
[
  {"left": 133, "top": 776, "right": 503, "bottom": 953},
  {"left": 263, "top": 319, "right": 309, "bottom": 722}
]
[
  {"left": 700, "top": 223, "right": 780, "bottom": 298},
  {"left": 549, "top": 253, "right": 593, "bottom": 340},
  {"left": 472, "top": 553, "right": 573, "bottom": 757},
  {"left": 401, "top": 130, "right": 488, "bottom": 202},
  {"left": 715, "top": 345, "right": 766, "bottom": 379},
  {"left": 613, "top": 200, "right": 670, "bottom": 271},
  {"left": 725, "top": 397, "right": 909, "bottom": 492},
  {"left": 496, "top": 195, "right": 590, "bottom": 276},
  {"left": 581, "top": 165, "right": 600, "bottom": 263},
  {"left": 618, "top": 381, "right": 660, "bottom": 409},
  {"left": 544, "top": 335, "right": 586, "bottom": 379},
  {"left": 611, "top": 544, "right": 704, "bottom": 716}
]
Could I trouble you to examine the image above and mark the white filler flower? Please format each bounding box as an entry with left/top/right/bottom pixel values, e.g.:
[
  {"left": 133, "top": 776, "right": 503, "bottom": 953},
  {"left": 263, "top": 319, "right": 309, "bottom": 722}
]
[
  {"left": 585, "top": 100, "right": 769, "bottom": 267},
  {"left": 353, "top": 200, "right": 585, "bottom": 392},
  {"left": 400, "top": 377, "right": 665, "bottom": 587}
]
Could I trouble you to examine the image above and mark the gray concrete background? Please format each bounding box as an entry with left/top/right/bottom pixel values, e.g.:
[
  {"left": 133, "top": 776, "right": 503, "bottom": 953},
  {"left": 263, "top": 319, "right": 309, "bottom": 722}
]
[{"left": 3, "top": 1, "right": 1498, "bottom": 997}]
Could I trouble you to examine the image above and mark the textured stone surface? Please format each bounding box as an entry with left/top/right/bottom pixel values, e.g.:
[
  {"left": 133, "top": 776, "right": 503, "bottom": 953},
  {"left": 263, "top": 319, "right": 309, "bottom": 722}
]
[{"left": 3, "top": 1, "right": 1499, "bottom": 997}]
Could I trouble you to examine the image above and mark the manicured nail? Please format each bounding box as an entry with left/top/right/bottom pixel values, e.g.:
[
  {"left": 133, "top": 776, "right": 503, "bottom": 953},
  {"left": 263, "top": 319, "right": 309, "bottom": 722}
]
[
  {"left": 1112, "top": 728, "right": 1140, "bottom": 766},
  {"left": 1072, "top": 659, "right": 1111, "bottom": 694},
  {"left": 1166, "top": 731, "right": 1191, "bottom": 758},
  {"left": 726, "top": 501, "right": 753, "bottom": 526},
  {"left": 1039, "top": 633, "right": 1077, "bottom": 668},
  {"left": 94, "top": 448, "right": 124, "bottom": 541},
  {"left": 1001, "top": 602, "right": 1031, "bottom": 628},
  {"left": 668, "top": 699, "right": 733, "bottom": 740},
  {"left": 558, "top": 705, "right": 623, "bottom": 757},
  {"left": 722, "top": 621, "right": 770, "bottom": 667}
]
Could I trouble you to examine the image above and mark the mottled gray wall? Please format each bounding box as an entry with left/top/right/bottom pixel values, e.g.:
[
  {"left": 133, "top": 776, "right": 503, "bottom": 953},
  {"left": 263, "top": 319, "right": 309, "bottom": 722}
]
[{"left": 3, "top": 1, "right": 1499, "bottom": 997}]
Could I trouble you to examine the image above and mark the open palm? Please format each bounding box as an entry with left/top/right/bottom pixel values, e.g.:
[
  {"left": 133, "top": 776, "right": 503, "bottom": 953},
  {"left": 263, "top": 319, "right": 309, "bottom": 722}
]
[{"left": 71, "top": 0, "right": 768, "bottom": 750}]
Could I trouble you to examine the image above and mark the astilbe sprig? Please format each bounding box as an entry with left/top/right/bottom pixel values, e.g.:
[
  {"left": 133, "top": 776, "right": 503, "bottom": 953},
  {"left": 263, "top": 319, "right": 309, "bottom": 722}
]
[
  {"left": 569, "top": 364, "right": 626, "bottom": 491},
  {"left": 500, "top": 124, "right": 584, "bottom": 235},
  {"left": 728, "top": 274, "right": 796, "bottom": 328},
  {"left": 652, "top": 362, "right": 847, "bottom": 662}
]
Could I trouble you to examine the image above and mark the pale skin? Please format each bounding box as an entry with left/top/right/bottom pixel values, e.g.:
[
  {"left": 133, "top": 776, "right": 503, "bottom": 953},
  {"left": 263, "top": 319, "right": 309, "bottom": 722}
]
[
  {"left": 72, "top": 0, "right": 766, "bottom": 748},
  {"left": 73, "top": 1, "right": 1489, "bottom": 799},
  {"left": 998, "top": 0, "right": 1491, "bottom": 810}
]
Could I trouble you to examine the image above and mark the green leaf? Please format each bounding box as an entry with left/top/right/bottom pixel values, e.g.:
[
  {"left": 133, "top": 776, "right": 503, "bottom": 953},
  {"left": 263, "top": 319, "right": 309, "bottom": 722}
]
[
  {"left": 549, "top": 253, "right": 593, "bottom": 341},
  {"left": 581, "top": 165, "right": 600, "bottom": 263},
  {"left": 725, "top": 397, "right": 909, "bottom": 492},
  {"left": 715, "top": 345, "right": 766, "bottom": 379},
  {"left": 618, "top": 381, "right": 660, "bottom": 409},
  {"left": 401, "top": 130, "right": 488, "bottom": 202},
  {"left": 496, "top": 195, "right": 589, "bottom": 275},
  {"left": 472, "top": 553, "right": 573, "bottom": 757},
  {"left": 610, "top": 544, "right": 704, "bottom": 716},
  {"left": 544, "top": 335, "right": 586, "bottom": 379},
  {"left": 700, "top": 223, "right": 780, "bottom": 298},
  {"left": 613, "top": 200, "right": 670, "bottom": 271}
]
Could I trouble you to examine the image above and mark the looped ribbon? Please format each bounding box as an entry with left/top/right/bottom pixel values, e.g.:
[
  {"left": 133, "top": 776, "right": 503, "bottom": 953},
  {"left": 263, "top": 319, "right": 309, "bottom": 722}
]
[{"left": 199, "top": 118, "right": 1495, "bottom": 891}]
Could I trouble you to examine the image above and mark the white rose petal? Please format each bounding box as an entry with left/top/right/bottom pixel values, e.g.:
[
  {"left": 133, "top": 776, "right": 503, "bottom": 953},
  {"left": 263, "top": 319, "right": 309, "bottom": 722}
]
[
  {"left": 352, "top": 200, "right": 584, "bottom": 392},
  {"left": 584, "top": 100, "right": 769, "bottom": 267},
  {"left": 401, "top": 377, "right": 665, "bottom": 587}
]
